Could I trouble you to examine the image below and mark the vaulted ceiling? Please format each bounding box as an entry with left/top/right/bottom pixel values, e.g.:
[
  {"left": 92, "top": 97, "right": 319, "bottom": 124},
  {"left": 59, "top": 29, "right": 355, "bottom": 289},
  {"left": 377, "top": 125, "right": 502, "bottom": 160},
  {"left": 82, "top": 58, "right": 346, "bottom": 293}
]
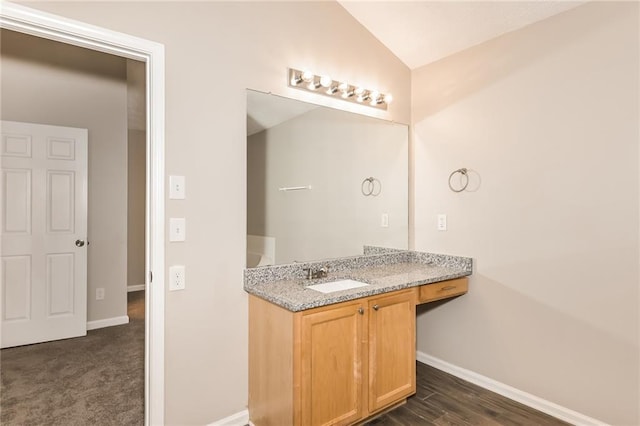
[{"left": 338, "top": 1, "right": 586, "bottom": 69}]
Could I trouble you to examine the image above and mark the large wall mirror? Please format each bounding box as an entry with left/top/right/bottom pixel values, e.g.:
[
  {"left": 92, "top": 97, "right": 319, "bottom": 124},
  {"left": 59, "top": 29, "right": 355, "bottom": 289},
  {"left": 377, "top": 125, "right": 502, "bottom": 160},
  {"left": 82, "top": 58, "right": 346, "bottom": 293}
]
[{"left": 246, "top": 89, "right": 408, "bottom": 267}]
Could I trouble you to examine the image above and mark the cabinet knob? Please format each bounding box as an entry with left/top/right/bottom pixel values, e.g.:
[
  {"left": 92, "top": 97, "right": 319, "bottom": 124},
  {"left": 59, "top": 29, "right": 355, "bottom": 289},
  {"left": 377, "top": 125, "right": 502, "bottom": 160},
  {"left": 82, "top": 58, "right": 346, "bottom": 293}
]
[
  {"left": 373, "top": 304, "right": 379, "bottom": 311},
  {"left": 358, "top": 307, "right": 364, "bottom": 315}
]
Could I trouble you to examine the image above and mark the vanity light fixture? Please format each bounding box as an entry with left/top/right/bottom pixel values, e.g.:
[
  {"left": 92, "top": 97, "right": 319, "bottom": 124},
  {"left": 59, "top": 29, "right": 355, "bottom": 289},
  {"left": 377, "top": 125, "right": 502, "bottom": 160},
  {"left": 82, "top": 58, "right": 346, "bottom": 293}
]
[{"left": 288, "top": 68, "right": 392, "bottom": 110}]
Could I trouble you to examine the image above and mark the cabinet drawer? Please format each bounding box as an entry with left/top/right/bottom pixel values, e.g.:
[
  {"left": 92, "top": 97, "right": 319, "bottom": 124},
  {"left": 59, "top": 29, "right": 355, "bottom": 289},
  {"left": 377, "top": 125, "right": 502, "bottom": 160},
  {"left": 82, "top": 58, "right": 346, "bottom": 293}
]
[{"left": 418, "top": 278, "right": 468, "bottom": 304}]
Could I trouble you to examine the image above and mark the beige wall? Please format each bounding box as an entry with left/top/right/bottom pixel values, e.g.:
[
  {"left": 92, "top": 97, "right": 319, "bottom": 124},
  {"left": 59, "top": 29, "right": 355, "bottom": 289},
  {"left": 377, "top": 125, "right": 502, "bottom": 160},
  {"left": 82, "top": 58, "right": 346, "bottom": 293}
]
[
  {"left": 247, "top": 106, "right": 408, "bottom": 264},
  {"left": 127, "top": 129, "right": 146, "bottom": 287},
  {"left": 126, "top": 55, "right": 146, "bottom": 289},
  {"left": 0, "top": 29, "right": 129, "bottom": 323},
  {"left": 20, "top": 2, "right": 412, "bottom": 423},
  {"left": 412, "top": 3, "right": 639, "bottom": 425}
]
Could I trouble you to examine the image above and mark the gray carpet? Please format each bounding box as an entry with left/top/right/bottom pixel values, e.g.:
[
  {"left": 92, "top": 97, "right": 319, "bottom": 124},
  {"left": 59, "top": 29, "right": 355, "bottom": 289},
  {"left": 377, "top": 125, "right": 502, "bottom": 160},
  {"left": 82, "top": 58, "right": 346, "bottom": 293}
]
[{"left": 1, "top": 291, "right": 145, "bottom": 425}]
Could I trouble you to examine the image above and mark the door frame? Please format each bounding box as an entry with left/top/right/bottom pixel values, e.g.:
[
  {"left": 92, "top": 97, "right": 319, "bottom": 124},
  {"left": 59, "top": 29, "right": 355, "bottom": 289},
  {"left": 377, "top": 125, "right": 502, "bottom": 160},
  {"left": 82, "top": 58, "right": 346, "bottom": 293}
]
[{"left": 0, "top": 3, "right": 166, "bottom": 425}]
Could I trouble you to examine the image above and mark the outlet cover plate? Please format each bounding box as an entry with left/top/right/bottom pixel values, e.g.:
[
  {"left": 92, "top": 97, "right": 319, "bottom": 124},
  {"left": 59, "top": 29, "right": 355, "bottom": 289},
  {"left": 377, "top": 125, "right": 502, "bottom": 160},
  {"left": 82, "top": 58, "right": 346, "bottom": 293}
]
[
  {"left": 437, "top": 214, "right": 447, "bottom": 231},
  {"left": 169, "top": 265, "right": 185, "bottom": 291}
]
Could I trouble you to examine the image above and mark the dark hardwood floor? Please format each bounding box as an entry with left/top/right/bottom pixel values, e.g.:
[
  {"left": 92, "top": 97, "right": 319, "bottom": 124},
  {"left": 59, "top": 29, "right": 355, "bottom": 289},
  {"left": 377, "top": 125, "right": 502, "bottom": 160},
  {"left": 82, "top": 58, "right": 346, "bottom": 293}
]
[{"left": 365, "top": 362, "right": 570, "bottom": 425}]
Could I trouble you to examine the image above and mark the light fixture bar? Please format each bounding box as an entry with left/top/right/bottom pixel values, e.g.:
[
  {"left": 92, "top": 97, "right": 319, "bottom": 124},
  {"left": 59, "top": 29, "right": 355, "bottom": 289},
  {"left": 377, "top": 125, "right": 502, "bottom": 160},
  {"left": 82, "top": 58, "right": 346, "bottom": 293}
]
[{"left": 288, "top": 68, "right": 391, "bottom": 111}]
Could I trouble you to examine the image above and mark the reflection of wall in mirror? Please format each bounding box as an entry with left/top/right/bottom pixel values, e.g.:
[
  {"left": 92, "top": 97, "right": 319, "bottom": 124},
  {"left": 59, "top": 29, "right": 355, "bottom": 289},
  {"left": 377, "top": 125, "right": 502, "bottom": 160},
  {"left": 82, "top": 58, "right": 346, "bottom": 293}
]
[
  {"left": 246, "top": 235, "right": 275, "bottom": 267},
  {"left": 247, "top": 105, "right": 408, "bottom": 265}
]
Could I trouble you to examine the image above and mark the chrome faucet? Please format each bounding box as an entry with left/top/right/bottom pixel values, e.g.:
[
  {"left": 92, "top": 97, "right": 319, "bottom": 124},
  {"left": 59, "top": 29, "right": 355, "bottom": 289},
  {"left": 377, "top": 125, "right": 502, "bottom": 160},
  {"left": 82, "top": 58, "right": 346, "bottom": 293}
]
[{"left": 303, "top": 265, "right": 329, "bottom": 280}]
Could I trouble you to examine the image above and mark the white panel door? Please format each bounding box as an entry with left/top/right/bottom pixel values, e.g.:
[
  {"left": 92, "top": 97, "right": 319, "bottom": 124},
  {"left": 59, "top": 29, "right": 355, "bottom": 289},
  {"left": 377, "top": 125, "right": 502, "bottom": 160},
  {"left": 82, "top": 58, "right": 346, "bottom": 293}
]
[{"left": 1, "top": 121, "right": 88, "bottom": 348}]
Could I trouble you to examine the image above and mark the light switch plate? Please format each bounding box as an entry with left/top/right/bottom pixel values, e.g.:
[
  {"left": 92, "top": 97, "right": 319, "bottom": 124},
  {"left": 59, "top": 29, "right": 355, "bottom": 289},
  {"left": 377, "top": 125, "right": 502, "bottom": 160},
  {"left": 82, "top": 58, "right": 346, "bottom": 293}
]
[
  {"left": 169, "top": 175, "right": 186, "bottom": 199},
  {"left": 169, "top": 218, "right": 186, "bottom": 242}
]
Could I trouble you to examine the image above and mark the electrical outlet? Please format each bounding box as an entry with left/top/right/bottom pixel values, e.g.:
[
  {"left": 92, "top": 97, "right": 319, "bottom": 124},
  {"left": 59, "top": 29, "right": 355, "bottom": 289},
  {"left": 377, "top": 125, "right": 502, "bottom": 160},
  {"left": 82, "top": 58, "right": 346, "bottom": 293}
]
[
  {"left": 437, "top": 214, "right": 447, "bottom": 231},
  {"left": 381, "top": 213, "right": 389, "bottom": 228},
  {"left": 96, "top": 288, "right": 105, "bottom": 300},
  {"left": 169, "top": 265, "right": 186, "bottom": 291}
]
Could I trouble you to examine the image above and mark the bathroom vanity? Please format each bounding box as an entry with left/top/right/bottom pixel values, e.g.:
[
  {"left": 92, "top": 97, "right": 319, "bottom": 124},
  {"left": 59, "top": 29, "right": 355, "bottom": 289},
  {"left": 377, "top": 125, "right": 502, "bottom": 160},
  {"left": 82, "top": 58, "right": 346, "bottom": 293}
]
[
  {"left": 245, "top": 250, "right": 472, "bottom": 426},
  {"left": 245, "top": 83, "right": 467, "bottom": 426}
]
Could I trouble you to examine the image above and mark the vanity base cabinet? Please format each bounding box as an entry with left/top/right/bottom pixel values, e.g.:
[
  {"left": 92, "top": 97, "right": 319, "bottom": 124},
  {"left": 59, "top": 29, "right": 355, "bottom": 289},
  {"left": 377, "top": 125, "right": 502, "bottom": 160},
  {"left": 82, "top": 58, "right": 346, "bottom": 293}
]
[
  {"left": 367, "top": 291, "right": 416, "bottom": 412},
  {"left": 249, "top": 289, "right": 416, "bottom": 426},
  {"left": 301, "top": 301, "right": 364, "bottom": 425},
  {"left": 248, "top": 295, "right": 297, "bottom": 426}
]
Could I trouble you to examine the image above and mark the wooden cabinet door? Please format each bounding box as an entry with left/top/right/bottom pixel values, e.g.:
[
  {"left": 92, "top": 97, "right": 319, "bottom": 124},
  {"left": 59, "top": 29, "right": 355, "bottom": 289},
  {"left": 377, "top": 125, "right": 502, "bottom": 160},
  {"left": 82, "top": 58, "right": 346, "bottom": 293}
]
[
  {"left": 367, "top": 290, "right": 416, "bottom": 412},
  {"left": 300, "top": 302, "right": 364, "bottom": 426}
]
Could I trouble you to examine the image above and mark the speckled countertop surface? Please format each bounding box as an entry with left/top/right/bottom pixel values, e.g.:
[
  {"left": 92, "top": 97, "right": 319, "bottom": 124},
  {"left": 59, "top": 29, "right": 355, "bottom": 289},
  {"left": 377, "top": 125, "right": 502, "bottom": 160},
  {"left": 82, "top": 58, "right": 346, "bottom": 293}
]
[{"left": 244, "top": 249, "right": 472, "bottom": 312}]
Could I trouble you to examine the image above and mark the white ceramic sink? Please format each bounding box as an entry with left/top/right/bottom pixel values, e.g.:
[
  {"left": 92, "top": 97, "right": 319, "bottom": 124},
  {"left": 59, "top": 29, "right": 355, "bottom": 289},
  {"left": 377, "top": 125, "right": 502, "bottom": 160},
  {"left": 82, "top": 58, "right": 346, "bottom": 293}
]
[{"left": 306, "top": 279, "right": 369, "bottom": 294}]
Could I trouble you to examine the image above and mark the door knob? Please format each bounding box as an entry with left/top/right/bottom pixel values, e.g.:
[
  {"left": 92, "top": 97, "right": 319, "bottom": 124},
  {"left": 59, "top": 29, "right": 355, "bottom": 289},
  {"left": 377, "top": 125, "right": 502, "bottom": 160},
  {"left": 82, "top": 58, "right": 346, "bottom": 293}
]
[{"left": 75, "top": 239, "right": 85, "bottom": 247}]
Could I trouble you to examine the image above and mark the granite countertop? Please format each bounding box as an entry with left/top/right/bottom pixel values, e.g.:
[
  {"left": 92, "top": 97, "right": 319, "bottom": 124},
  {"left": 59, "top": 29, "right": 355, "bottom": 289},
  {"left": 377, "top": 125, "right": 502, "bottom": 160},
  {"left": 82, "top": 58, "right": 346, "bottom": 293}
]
[{"left": 244, "top": 250, "right": 472, "bottom": 312}]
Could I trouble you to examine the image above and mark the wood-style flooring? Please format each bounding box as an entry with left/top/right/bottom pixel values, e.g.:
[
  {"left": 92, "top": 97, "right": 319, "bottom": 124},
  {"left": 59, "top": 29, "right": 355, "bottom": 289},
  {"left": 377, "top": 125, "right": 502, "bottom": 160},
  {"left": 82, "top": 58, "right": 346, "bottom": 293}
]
[{"left": 365, "top": 362, "right": 570, "bottom": 425}]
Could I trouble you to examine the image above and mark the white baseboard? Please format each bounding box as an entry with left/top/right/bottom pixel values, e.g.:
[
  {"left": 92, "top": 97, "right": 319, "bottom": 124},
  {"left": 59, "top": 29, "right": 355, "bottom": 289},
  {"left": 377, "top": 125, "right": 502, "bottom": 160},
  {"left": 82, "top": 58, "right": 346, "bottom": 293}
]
[
  {"left": 128, "top": 284, "right": 145, "bottom": 292},
  {"left": 416, "top": 351, "right": 608, "bottom": 426},
  {"left": 87, "top": 315, "right": 130, "bottom": 330},
  {"left": 207, "top": 409, "right": 250, "bottom": 426}
]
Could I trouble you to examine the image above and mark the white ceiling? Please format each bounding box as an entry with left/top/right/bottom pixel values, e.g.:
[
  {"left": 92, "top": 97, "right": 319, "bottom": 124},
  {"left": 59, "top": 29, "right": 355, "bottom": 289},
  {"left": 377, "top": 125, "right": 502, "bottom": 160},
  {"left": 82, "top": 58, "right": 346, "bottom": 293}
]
[{"left": 338, "top": 1, "right": 586, "bottom": 70}]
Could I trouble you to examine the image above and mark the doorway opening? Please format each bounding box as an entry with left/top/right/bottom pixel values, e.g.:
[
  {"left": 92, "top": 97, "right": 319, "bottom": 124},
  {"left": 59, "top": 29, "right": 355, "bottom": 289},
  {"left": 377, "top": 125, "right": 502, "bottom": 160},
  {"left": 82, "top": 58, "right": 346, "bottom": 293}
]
[
  {"left": 1, "top": 30, "right": 145, "bottom": 423},
  {"left": 0, "top": 3, "right": 165, "bottom": 425}
]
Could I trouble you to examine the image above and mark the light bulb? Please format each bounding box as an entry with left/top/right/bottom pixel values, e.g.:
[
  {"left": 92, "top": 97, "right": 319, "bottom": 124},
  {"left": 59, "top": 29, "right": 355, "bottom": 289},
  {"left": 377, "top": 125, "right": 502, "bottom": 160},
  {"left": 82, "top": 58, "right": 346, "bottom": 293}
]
[
  {"left": 354, "top": 87, "right": 365, "bottom": 96},
  {"left": 301, "top": 70, "right": 314, "bottom": 82},
  {"left": 338, "top": 82, "right": 349, "bottom": 92},
  {"left": 341, "top": 89, "right": 354, "bottom": 98},
  {"left": 319, "top": 75, "right": 332, "bottom": 88},
  {"left": 369, "top": 91, "right": 383, "bottom": 105},
  {"left": 383, "top": 93, "right": 393, "bottom": 104},
  {"left": 290, "top": 74, "right": 303, "bottom": 86},
  {"left": 307, "top": 79, "right": 321, "bottom": 90},
  {"left": 326, "top": 85, "right": 338, "bottom": 95}
]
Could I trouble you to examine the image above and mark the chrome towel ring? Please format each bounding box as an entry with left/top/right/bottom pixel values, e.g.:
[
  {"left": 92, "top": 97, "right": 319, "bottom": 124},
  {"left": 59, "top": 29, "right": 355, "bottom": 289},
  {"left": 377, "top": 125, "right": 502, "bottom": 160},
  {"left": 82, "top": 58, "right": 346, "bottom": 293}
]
[
  {"left": 448, "top": 168, "right": 469, "bottom": 193},
  {"left": 361, "top": 177, "right": 381, "bottom": 196}
]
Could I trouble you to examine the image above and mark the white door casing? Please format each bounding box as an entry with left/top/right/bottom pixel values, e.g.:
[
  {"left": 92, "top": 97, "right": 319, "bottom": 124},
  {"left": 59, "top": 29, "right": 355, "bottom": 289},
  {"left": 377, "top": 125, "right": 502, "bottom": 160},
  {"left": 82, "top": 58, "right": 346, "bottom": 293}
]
[{"left": 1, "top": 121, "right": 88, "bottom": 348}]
